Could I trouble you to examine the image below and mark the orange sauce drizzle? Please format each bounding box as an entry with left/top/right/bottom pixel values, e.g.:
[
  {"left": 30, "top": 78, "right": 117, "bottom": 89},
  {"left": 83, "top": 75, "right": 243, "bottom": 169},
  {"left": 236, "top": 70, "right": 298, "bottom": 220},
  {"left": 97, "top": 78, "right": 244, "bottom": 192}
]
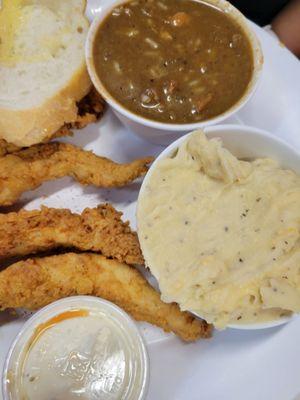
[{"left": 28, "top": 309, "right": 89, "bottom": 350}]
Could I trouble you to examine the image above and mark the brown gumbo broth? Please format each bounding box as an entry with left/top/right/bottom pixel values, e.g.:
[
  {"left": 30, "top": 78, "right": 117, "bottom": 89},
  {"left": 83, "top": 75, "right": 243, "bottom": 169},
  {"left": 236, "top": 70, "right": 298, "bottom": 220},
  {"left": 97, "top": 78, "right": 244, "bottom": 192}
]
[{"left": 94, "top": 0, "right": 254, "bottom": 124}]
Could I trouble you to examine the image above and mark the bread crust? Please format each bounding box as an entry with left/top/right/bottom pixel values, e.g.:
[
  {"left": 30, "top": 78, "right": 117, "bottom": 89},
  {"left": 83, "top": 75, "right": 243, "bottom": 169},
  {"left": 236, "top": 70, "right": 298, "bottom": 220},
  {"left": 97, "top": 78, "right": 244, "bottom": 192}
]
[
  {"left": 0, "top": 0, "right": 92, "bottom": 147},
  {"left": 0, "top": 64, "right": 92, "bottom": 146}
]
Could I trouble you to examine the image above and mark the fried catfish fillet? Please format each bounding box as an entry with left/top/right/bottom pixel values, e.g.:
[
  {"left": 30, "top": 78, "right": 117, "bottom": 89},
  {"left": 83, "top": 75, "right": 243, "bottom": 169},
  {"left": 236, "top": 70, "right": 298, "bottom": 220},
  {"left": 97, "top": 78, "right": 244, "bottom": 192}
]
[
  {"left": 0, "top": 204, "right": 143, "bottom": 264},
  {"left": 0, "top": 140, "right": 20, "bottom": 158},
  {"left": 0, "top": 88, "right": 105, "bottom": 157},
  {"left": 0, "top": 142, "right": 153, "bottom": 206},
  {"left": 67, "top": 86, "right": 105, "bottom": 130},
  {"left": 0, "top": 253, "right": 212, "bottom": 341}
]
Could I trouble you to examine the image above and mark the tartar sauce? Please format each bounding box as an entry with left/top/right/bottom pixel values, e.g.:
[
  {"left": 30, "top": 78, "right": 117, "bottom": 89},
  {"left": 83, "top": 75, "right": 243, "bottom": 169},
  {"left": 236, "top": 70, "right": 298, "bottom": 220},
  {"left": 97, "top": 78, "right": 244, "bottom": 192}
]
[{"left": 3, "top": 297, "right": 149, "bottom": 400}]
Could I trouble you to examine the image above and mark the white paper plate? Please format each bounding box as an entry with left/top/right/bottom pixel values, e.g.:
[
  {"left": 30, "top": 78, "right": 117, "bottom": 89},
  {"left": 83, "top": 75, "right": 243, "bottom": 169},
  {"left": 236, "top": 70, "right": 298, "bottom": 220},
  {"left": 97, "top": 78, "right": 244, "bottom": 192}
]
[{"left": 0, "top": 2, "right": 300, "bottom": 399}]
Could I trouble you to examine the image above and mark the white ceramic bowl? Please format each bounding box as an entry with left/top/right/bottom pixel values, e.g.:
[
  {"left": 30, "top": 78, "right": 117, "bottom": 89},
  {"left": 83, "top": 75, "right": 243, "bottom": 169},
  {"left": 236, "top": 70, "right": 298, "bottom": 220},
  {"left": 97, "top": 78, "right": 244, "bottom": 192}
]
[
  {"left": 86, "top": 0, "right": 263, "bottom": 145},
  {"left": 137, "top": 124, "right": 300, "bottom": 329}
]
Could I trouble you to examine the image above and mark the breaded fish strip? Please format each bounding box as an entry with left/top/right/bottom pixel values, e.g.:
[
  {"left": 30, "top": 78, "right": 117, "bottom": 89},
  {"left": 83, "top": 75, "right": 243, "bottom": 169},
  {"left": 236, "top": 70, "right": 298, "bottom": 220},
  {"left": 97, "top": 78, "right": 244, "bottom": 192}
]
[
  {"left": 0, "top": 140, "right": 19, "bottom": 158},
  {"left": 0, "top": 88, "right": 105, "bottom": 157},
  {"left": 0, "top": 142, "right": 153, "bottom": 206},
  {"left": 69, "top": 86, "right": 105, "bottom": 130},
  {"left": 0, "top": 253, "right": 212, "bottom": 341},
  {"left": 0, "top": 204, "right": 143, "bottom": 265}
]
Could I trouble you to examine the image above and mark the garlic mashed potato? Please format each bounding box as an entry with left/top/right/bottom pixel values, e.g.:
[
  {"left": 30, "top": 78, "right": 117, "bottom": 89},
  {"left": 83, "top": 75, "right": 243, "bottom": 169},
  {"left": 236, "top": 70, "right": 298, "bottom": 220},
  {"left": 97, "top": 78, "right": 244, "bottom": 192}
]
[{"left": 138, "top": 132, "right": 300, "bottom": 328}]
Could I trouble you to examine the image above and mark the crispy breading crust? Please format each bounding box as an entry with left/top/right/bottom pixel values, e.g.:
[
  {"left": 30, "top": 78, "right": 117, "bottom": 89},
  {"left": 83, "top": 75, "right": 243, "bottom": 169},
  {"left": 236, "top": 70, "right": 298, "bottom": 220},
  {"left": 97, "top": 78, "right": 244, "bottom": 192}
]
[
  {"left": 0, "top": 253, "right": 212, "bottom": 341},
  {"left": 66, "top": 87, "right": 105, "bottom": 130},
  {"left": 0, "top": 204, "right": 143, "bottom": 265},
  {"left": 0, "top": 140, "right": 19, "bottom": 158},
  {"left": 0, "top": 142, "right": 153, "bottom": 206},
  {"left": 0, "top": 88, "right": 105, "bottom": 157}
]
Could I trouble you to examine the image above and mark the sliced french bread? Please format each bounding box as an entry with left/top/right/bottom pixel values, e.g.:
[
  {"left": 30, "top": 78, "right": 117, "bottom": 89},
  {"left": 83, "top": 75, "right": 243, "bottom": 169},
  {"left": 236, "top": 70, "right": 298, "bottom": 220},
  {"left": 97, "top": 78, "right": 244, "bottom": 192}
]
[{"left": 0, "top": 0, "right": 92, "bottom": 146}]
